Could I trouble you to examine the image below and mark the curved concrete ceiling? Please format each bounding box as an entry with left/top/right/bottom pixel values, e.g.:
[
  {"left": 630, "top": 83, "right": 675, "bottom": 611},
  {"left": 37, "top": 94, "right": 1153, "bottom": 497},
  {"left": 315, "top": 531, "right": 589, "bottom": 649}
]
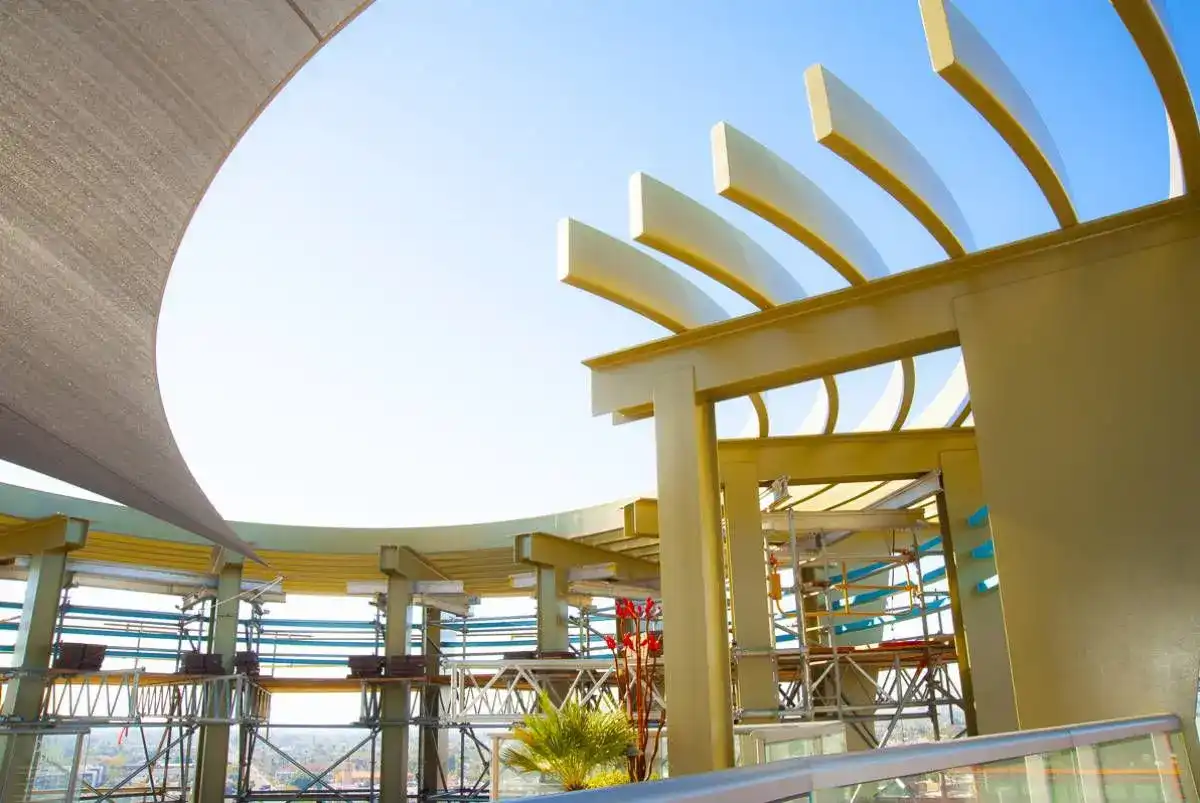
[{"left": 0, "top": 1, "right": 373, "bottom": 560}]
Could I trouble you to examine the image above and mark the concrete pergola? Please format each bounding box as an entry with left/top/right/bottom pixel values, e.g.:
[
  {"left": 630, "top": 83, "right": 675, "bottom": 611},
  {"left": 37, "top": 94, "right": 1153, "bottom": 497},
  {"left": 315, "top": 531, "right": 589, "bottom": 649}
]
[
  {"left": 0, "top": 0, "right": 1196, "bottom": 794},
  {"left": 558, "top": 0, "right": 1199, "bottom": 781}
]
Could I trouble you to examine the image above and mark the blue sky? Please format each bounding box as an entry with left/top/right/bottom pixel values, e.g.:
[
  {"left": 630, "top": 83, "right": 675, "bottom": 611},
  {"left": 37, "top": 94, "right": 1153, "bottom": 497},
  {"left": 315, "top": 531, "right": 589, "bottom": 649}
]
[{"left": 0, "top": 0, "right": 1195, "bottom": 527}]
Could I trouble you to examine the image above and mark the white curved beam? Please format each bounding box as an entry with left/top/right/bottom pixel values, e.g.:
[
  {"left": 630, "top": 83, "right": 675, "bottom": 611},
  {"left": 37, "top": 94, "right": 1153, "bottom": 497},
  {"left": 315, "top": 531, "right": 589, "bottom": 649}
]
[
  {"left": 631, "top": 172, "right": 806, "bottom": 308},
  {"left": 1112, "top": 0, "right": 1199, "bottom": 193},
  {"left": 630, "top": 172, "right": 839, "bottom": 433},
  {"left": 805, "top": 64, "right": 975, "bottom": 257},
  {"left": 558, "top": 218, "right": 770, "bottom": 436},
  {"left": 713, "top": 123, "right": 915, "bottom": 431},
  {"left": 911, "top": 358, "right": 972, "bottom": 429},
  {"left": 0, "top": 0, "right": 373, "bottom": 559},
  {"left": 804, "top": 66, "right": 975, "bottom": 427},
  {"left": 713, "top": 122, "right": 889, "bottom": 284},
  {"left": 1169, "top": 117, "right": 1184, "bottom": 199},
  {"left": 558, "top": 218, "right": 727, "bottom": 331},
  {"left": 920, "top": 0, "right": 1076, "bottom": 226}
]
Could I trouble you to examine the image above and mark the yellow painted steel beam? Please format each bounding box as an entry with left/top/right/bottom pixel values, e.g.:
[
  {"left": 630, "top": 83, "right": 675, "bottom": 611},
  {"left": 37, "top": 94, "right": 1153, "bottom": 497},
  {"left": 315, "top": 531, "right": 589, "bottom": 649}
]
[
  {"left": 379, "top": 545, "right": 448, "bottom": 581},
  {"left": 514, "top": 532, "right": 658, "bottom": 581},
  {"left": 719, "top": 429, "right": 977, "bottom": 484},
  {"left": 584, "top": 198, "right": 1195, "bottom": 419},
  {"left": 1112, "top": 0, "right": 1199, "bottom": 192},
  {"left": 761, "top": 509, "right": 928, "bottom": 534},
  {"left": 631, "top": 171, "right": 839, "bottom": 434},
  {"left": 622, "top": 498, "right": 659, "bottom": 539},
  {"left": 0, "top": 516, "right": 88, "bottom": 557},
  {"left": 559, "top": 218, "right": 770, "bottom": 436},
  {"left": 921, "top": 0, "right": 1076, "bottom": 226},
  {"left": 805, "top": 64, "right": 974, "bottom": 257}
]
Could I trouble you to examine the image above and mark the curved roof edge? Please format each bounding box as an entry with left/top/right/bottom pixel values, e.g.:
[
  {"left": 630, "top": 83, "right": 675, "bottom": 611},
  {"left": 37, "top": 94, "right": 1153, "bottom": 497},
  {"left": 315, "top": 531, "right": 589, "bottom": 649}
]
[
  {"left": 0, "top": 1, "right": 374, "bottom": 561},
  {"left": 0, "top": 482, "right": 632, "bottom": 556}
]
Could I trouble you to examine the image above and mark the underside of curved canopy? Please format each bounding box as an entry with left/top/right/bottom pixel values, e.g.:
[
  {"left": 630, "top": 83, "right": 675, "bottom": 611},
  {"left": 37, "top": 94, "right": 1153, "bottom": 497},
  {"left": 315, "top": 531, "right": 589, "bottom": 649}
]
[{"left": 0, "top": 0, "right": 373, "bottom": 560}]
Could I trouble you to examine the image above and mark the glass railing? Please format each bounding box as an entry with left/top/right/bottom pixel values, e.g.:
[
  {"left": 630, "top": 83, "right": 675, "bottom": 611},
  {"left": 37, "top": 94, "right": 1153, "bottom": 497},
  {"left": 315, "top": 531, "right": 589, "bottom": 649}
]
[{"left": 547, "top": 714, "right": 1193, "bottom": 802}]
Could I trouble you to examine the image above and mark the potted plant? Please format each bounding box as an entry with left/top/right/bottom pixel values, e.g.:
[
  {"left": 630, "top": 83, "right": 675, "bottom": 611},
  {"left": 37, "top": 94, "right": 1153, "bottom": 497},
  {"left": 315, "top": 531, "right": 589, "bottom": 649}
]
[{"left": 501, "top": 691, "right": 634, "bottom": 791}]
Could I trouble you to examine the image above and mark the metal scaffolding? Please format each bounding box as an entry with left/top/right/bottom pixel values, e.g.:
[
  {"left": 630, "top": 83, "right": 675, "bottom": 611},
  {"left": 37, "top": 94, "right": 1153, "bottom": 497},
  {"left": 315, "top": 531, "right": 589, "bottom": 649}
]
[{"left": 0, "top": 549, "right": 967, "bottom": 801}]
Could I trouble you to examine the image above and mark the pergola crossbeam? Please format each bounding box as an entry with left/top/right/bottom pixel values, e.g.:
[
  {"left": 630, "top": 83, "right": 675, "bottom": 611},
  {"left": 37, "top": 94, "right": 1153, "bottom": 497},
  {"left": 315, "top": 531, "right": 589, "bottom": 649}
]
[
  {"left": 0, "top": 516, "right": 88, "bottom": 557},
  {"left": 379, "top": 545, "right": 448, "bottom": 581},
  {"left": 719, "top": 428, "right": 976, "bottom": 484},
  {"left": 514, "top": 533, "right": 658, "bottom": 580},
  {"left": 585, "top": 200, "right": 1196, "bottom": 420}
]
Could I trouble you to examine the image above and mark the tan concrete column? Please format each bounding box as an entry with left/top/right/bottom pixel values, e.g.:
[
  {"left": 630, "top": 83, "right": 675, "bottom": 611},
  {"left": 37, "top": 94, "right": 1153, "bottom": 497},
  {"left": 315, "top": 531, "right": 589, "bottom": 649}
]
[
  {"left": 535, "top": 566, "right": 570, "bottom": 653},
  {"left": 954, "top": 250, "right": 1200, "bottom": 783},
  {"left": 653, "top": 367, "right": 733, "bottom": 775},
  {"left": 380, "top": 568, "right": 413, "bottom": 803},
  {"left": 722, "top": 460, "right": 778, "bottom": 723},
  {"left": 0, "top": 518, "right": 88, "bottom": 798},
  {"left": 194, "top": 555, "right": 243, "bottom": 803},
  {"left": 937, "top": 449, "right": 1017, "bottom": 735}
]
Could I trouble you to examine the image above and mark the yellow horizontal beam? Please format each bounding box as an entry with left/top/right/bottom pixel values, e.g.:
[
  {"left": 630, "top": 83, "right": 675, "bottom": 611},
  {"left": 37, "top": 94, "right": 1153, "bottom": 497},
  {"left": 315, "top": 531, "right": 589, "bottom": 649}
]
[
  {"left": 514, "top": 533, "right": 658, "bottom": 581},
  {"left": 0, "top": 516, "right": 88, "bottom": 557},
  {"left": 585, "top": 198, "right": 1196, "bottom": 419},
  {"left": 379, "top": 545, "right": 449, "bottom": 581},
  {"left": 622, "top": 498, "right": 659, "bottom": 538},
  {"left": 720, "top": 429, "right": 976, "bottom": 484}
]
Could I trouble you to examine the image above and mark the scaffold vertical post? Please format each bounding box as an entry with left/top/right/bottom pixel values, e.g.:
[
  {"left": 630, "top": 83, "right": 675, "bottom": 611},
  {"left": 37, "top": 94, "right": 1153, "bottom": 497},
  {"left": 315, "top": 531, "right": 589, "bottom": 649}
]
[
  {"left": 652, "top": 366, "right": 734, "bottom": 775},
  {"left": 723, "top": 461, "right": 777, "bottom": 723},
  {"left": 380, "top": 546, "right": 414, "bottom": 802},
  {"left": 0, "top": 516, "right": 88, "bottom": 799},
  {"left": 194, "top": 551, "right": 242, "bottom": 803}
]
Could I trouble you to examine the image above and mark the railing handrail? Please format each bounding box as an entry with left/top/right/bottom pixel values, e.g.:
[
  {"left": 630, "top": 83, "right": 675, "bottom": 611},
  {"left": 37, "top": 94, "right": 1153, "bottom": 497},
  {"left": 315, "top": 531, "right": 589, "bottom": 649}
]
[{"left": 548, "top": 714, "right": 1182, "bottom": 801}]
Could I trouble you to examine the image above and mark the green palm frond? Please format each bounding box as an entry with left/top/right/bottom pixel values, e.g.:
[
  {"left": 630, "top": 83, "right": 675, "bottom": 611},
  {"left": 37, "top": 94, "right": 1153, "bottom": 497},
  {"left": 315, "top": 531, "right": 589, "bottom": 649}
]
[{"left": 501, "top": 692, "right": 634, "bottom": 791}]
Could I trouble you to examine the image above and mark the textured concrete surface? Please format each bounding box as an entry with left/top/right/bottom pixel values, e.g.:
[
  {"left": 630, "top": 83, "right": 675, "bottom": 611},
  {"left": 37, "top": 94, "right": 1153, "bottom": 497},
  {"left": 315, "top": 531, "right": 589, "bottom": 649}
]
[{"left": 0, "top": 0, "right": 372, "bottom": 557}]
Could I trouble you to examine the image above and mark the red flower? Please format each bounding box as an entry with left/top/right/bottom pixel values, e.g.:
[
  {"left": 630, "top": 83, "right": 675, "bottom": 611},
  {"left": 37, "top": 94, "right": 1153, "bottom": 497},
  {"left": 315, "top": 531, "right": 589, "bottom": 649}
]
[
  {"left": 645, "top": 597, "right": 656, "bottom": 618},
  {"left": 603, "top": 634, "right": 617, "bottom": 651},
  {"left": 645, "top": 633, "right": 662, "bottom": 653},
  {"left": 621, "top": 633, "right": 635, "bottom": 650},
  {"left": 633, "top": 603, "right": 644, "bottom": 619},
  {"left": 615, "top": 598, "right": 632, "bottom": 619}
]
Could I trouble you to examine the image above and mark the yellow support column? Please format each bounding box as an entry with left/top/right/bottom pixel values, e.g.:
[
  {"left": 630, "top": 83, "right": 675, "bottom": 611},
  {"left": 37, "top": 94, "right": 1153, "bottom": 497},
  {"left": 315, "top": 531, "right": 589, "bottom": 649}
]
[
  {"left": 937, "top": 449, "right": 1017, "bottom": 735},
  {"left": 380, "top": 548, "right": 414, "bottom": 803},
  {"left": 0, "top": 517, "right": 88, "bottom": 798},
  {"left": 954, "top": 244, "right": 1200, "bottom": 784},
  {"left": 194, "top": 555, "right": 243, "bottom": 803},
  {"left": 723, "top": 461, "right": 778, "bottom": 723},
  {"left": 653, "top": 367, "right": 734, "bottom": 775}
]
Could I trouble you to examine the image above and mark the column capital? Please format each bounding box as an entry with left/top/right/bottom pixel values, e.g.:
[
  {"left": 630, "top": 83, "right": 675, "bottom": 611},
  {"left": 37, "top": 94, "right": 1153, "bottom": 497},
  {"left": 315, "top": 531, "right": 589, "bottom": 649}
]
[
  {"left": 0, "top": 515, "right": 89, "bottom": 557},
  {"left": 379, "top": 545, "right": 446, "bottom": 580}
]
